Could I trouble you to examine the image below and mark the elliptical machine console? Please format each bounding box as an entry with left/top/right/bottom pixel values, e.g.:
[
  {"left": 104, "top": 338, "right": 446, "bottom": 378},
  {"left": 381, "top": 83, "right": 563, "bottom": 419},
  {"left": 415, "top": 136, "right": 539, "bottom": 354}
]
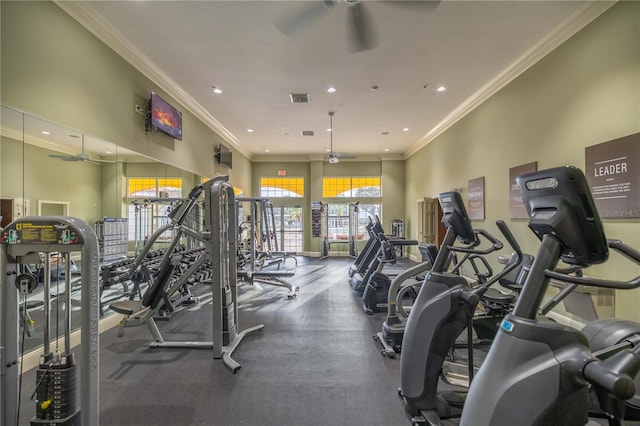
[{"left": 461, "top": 166, "right": 640, "bottom": 426}]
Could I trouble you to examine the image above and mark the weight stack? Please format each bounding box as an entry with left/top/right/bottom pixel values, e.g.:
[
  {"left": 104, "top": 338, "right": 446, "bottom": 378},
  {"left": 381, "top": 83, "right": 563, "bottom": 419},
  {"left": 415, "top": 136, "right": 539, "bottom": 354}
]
[
  {"left": 31, "top": 354, "right": 80, "bottom": 426},
  {"left": 222, "top": 286, "right": 237, "bottom": 345}
]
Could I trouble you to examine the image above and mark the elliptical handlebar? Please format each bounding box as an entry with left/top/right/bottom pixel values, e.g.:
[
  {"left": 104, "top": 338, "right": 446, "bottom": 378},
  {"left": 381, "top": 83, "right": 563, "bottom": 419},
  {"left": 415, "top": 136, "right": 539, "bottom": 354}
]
[
  {"left": 472, "top": 220, "right": 523, "bottom": 291},
  {"left": 545, "top": 239, "right": 640, "bottom": 290},
  {"left": 449, "top": 228, "right": 503, "bottom": 255},
  {"left": 609, "top": 239, "right": 640, "bottom": 263},
  {"left": 583, "top": 344, "right": 640, "bottom": 401}
]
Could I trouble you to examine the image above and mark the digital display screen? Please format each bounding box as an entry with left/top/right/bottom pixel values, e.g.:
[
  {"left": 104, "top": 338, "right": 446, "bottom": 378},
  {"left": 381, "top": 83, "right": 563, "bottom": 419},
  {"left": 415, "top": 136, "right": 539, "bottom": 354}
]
[{"left": 150, "top": 92, "right": 182, "bottom": 140}]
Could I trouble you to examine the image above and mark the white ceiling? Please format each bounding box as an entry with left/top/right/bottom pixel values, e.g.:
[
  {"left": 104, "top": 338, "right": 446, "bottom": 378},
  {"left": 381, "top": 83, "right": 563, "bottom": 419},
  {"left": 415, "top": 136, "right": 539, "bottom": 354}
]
[{"left": 57, "top": 0, "right": 613, "bottom": 162}]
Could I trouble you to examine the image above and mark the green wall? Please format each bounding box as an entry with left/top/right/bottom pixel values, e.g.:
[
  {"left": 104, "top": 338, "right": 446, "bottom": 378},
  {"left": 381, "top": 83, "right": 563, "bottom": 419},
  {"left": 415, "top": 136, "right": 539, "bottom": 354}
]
[
  {"left": 405, "top": 2, "right": 640, "bottom": 319},
  {"left": 1, "top": 1, "right": 249, "bottom": 184},
  {"left": 2, "top": 137, "right": 104, "bottom": 225}
]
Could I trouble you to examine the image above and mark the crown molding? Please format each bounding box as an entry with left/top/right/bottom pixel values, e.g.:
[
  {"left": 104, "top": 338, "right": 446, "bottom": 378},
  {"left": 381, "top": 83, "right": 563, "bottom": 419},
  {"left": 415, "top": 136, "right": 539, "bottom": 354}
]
[
  {"left": 53, "top": 1, "right": 253, "bottom": 161},
  {"left": 405, "top": 1, "right": 616, "bottom": 158}
]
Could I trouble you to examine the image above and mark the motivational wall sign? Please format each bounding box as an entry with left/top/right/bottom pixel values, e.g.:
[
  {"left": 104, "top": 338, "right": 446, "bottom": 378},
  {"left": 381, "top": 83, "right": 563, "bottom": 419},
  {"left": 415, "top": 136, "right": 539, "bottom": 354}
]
[
  {"left": 468, "top": 176, "right": 485, "bottom": 220},
  {"left": 509, "top": 162, "right": 537, "bottom": 219},
  {"left": 585, "top": 133, "right": 639, "bottom": 218}
]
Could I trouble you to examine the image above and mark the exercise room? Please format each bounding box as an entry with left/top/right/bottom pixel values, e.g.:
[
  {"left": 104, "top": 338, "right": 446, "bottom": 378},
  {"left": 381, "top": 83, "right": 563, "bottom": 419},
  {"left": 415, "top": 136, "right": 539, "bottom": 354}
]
[{"left": 1, "top": 1, "right": 639, "bottom": 425}]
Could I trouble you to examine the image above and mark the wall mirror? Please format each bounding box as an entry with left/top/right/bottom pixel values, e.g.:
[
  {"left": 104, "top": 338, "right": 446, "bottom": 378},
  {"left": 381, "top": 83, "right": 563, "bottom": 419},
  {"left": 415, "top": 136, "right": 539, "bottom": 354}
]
[{"left": 1, "top": 104, "right": 203, "bottom": 354}]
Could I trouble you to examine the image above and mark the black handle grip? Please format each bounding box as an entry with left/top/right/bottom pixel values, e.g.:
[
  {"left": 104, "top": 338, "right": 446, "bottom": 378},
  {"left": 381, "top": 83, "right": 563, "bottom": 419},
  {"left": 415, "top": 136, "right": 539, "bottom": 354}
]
[
  {"left": 460, "top": 289, "right": 480, "bottom": 306},
  {"left": 496, "top": 220, "right": 522, "bottom": 257},
  {"left": 187, "top": 184, "right": 205, "bottom": 200},
  {"left": 583, "top": 349, "right": 640, "bottom": 400}
]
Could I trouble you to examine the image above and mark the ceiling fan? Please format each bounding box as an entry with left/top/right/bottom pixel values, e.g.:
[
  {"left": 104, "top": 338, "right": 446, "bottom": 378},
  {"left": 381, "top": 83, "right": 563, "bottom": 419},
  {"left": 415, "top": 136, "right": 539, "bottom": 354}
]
[
  {"left": 276, "top": 0, "right": 440, "bottom": 52},
  {"left": 326, "top": 111, "right": 356, "bottom": 163},
  {"left": 48, "top": 135, "right": 114, "bottom": 164}
]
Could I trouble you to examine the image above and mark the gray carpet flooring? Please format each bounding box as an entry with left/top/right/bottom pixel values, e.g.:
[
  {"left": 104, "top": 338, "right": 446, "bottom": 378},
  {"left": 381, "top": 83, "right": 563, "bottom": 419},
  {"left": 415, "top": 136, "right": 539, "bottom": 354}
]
[{"left": 17, "top": 257, "right": 413, "bottom": 426}]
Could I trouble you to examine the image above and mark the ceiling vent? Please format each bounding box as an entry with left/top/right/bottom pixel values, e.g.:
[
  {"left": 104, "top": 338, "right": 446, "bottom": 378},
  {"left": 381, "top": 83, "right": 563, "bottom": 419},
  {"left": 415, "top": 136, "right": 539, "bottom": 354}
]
[
  {"left": 290, "top": 93, "right": 309, "bottom": 103},
  {"left": 301, "top": 130, "right": 314, "bottom": 136}
]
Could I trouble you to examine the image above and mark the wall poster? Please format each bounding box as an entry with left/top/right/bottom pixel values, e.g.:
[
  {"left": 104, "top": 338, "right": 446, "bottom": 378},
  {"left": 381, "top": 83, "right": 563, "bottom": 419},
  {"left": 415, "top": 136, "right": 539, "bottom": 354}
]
[
  {"left": 585, "top": 133, "right": 640, "bottom": 218},
  {"left": 468, "top": 176, "right": 485, "bottom": 220},
  {"left": 311, "top": 201, "right": 323, "bottom": 237},
  {"left": 509, "top": 162, "right": 537, "bottom": 219}
]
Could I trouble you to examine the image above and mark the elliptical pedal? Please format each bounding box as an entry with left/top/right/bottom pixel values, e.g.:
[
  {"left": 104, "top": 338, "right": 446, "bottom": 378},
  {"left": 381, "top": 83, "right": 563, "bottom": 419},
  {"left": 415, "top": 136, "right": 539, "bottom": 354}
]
[{"left": 374, "top": 332, "right": 397, "bottom": 358}]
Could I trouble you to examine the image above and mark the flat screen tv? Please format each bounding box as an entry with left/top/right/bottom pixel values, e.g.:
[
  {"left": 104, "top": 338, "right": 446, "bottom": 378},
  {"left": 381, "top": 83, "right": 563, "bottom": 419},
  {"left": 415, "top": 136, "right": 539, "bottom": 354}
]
[
  {"left": 148, "top": 92, "right": 182, "bottom": 140},
  {"left": 216, "top": 143, "right": 232, "bottom": 169}
]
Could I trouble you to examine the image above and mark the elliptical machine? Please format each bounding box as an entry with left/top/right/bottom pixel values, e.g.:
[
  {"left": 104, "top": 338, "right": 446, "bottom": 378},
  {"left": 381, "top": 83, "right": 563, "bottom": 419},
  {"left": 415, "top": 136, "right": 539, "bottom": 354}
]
[
  {"left": 460, "top": 166, "right": 640, "bottom": 426},
  {"left": 399, "top": 191, "right": 523, "bottom": 424}
]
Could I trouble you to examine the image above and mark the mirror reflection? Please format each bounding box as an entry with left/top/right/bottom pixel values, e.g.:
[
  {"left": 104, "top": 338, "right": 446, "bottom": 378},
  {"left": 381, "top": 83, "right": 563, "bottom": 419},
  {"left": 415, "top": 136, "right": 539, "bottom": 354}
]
[{"left": 1, "top": 105, "right": 204, "bottom": 353}]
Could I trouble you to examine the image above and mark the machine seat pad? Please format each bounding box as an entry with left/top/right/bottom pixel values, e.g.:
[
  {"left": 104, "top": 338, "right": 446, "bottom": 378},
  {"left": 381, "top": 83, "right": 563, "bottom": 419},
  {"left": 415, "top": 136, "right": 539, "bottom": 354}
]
[
  {"left": 482, "top": 288, "right": 515, "bottom": 304},
  {"left": 110, "top": 300, "right": 143, "bottom": 316}
]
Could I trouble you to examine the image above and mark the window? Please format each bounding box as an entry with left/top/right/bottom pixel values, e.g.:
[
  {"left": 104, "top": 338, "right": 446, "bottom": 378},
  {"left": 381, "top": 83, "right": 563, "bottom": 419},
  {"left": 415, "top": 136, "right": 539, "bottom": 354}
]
[
  {"left": 322, "top": 177, "right": 381, "bottom": 197},
  {"left": 128, "top": 178, "right": 183, "bottom": 198},
  {"left": 260, "top": 177, "right": 304, "bottom": 198},
  {"left": 326, "top": 203, "right": 350, "bottom": 241},
  {"left": 324, "top": 203, "right": 380, "bottom": 242},
  {"left": 127, "top": 178, "right": 183, "bottom": 242},
  {"left": 273, "top": 206, "right": 304, "bottom": 253},
  {"left": 356, "top": 204, "right": 381, "bottom": 241}
]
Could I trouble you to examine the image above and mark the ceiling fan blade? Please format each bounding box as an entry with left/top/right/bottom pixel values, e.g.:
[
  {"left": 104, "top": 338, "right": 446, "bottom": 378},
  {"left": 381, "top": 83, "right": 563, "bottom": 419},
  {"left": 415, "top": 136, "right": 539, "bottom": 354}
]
[
  {"left": 48, "top": 153, "right": 81, "bottom": 161},
  {"left": 275, "top": 1, "right": 336, "bottom": 36},
  {"left": 348, "top": 2, "right": 377, "bottom": 52},
  {"left": 336, "top": 153, "right": 357, "bottom": 160},
  {"left": 382, "top": 0, "right": 441, "bottom": 11}
]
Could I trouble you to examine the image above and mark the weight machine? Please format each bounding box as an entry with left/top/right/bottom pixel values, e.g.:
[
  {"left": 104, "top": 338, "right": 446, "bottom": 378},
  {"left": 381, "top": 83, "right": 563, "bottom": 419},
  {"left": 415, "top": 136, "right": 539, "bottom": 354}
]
[
  {"left": 236, "top": 197, "right": 298, "bottom": 298},
  {"left": 110, "top": 176, "right": 264, "bottom": 373},
  {"left": 1, "top": 216, "right": 100, "bottom": 426},
  {"left": 102, "top": 184, "right": 206, "bottom": 318}
]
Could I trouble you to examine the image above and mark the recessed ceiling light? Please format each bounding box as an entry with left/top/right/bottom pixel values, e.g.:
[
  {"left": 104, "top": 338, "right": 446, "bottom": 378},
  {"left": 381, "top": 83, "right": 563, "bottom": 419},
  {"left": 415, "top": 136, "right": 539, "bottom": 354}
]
[
  {"left": 247, "top": 128, "right": 254, "bottom": 133},
  {"left": 264, "top": 149, "right": 270, "bottom": 153},
  {"left": 371, "top": 85, "right": 379, "bottom": 91},
  {"left": 437, "top": 85, "right": 447, "bottom": 92},
  {"left": 325, "top": 148, "right": 331, "bottom": 152},
  {"left": 41, "top": 131, "right": 51, "bottom": 135},
  {"left": 327, "top": 86, "right": 336, "bottom": 93},
  {"left": 106, "top": 149, "right": 112, "bottom": 154},
  {"left": 402, "top": 127, "right": 409, "bottom": 132},
  {"left": 211, "top": 86, "right": 223, "bottom": 94},
  {"left": 384, "top": 148, "right": 390, "bottom": 152},
  {"left": 326, "top": 128, "right": 332, "bottom": 132}
]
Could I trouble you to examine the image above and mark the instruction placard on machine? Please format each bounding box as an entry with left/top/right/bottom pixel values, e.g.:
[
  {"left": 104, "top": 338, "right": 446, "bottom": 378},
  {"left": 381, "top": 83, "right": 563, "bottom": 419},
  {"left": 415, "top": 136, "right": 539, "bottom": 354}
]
[{"left": 1, "top": 221, "right": 79, "bottom": 245}]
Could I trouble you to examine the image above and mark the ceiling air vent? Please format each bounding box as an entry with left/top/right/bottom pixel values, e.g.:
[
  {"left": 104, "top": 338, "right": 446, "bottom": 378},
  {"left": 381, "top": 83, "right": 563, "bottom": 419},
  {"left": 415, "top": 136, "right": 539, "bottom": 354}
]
[
  {"left": 290, "top": 93, "right": 309, "bottom": 103},
  {"left": 301, "top": 130, "right": 314, "bottom": 136}
]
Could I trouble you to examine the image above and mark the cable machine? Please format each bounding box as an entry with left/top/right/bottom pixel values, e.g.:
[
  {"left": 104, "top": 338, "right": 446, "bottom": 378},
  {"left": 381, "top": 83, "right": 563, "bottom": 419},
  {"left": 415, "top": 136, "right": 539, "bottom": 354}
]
[
  {"left": 110, "top": 176, "right": 264, "bottom": 373},
  {"left": 1, "top": 216, "right": 100, "bottom": 426},
  {"left": 348, "top": 202, "right": 360, "bottom": 258},
  {"left": 236, "top": 197, "right": 298, "bottom": 298}
]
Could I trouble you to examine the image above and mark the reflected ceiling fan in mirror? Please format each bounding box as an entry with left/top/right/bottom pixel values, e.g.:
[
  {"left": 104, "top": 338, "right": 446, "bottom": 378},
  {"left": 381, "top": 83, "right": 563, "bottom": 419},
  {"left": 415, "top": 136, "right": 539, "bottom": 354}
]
[
  {"left": 48, "top": 135, "right": 114, "bottom": 164},
  {"left": 276, "top": 0, "right": 440, "bottom": 52},
  {"left": 326, "top": 111, "right": 356, "bottom": 163}
]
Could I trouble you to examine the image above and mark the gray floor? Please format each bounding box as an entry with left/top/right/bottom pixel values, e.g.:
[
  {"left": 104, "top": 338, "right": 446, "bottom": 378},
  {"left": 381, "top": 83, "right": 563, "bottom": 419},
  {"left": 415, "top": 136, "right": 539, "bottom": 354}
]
[{"left": 17, "top": 257, "right": 411, "bottom": 426}]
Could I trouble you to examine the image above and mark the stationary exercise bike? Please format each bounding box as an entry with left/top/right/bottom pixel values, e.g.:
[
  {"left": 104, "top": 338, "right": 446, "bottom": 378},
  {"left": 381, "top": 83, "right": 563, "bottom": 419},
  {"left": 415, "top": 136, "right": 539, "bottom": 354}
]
[
  {"left": 461, "top": 166, "right": 640, "bottom": 426},
  {"left": 398, "top": 191, "right": 523, "bottom": 424}
]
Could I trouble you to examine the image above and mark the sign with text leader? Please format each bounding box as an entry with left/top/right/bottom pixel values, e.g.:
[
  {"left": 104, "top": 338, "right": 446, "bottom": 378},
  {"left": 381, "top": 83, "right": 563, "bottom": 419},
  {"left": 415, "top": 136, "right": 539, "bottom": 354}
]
[{"left": 585, "top": 133, "right": 640, "bottom": 218}]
